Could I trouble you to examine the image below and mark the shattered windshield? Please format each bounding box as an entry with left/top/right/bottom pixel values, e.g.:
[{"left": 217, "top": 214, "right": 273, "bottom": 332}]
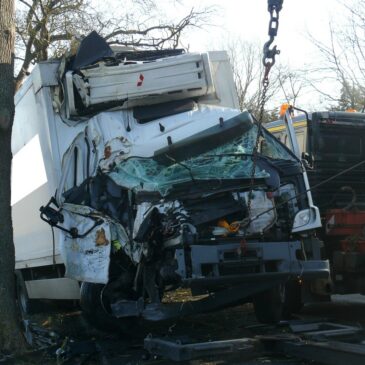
[{"left": 108, "top": 124, "right": 296, "bottom": 196}]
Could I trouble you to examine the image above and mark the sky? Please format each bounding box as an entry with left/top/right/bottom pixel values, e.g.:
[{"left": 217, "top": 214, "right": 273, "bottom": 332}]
[
  {"left": 182, "top": 0, "right": 342, "bottom": 65},
  {"left": 17, "top": 0, "right": 349, "bottom": 110},
  {"left": 165, "top": 0, "right": 347, "bottom": 110},
  {"left": 96, "top": 0, "right": 344, "bottom": 70}
]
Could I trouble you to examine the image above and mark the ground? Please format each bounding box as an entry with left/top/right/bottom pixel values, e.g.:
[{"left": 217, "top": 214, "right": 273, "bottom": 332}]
[{"left": 3, "top": 294, "right": 365, "bottom": 364}]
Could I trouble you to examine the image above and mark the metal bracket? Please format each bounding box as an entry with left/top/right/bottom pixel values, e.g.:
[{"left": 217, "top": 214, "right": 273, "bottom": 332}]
[{"left": 144, "top": 336, "right": 257, "bottom": 362}]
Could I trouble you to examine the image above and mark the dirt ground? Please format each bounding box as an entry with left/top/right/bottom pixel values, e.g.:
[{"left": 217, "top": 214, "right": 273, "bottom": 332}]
[{"left": 3, "top": 294, "right": 365, "bottom": 365}]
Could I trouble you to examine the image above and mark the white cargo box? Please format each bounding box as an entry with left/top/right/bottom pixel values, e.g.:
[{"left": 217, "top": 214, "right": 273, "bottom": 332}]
[{"left": 65, "top": 53, "right": 215, "bottom": 116}]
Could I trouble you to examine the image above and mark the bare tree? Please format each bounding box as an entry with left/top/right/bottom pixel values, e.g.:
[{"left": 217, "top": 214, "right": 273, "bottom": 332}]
[
  {"left": 308, "top": 0, "right": 365, "bottom": 108},
  {"left": 337, "top": 80, "right": 365, "bottom": 111},
  {"left": 277, "top": 69, "right": 308, "bottom": 107},
  {"left": 227, "top": 40, "right": 261, "bottom": 112},
  {"left": 0, "top": 0, "right": 27, "bottom": 353},
  {"left": 15, "top": 0, "right": 93, "bottom": 89},
  {"left": 226, "top": 38, "right": 307, "bottom": 122},
  {"left": 15, "top": 0, "right": 214, "bottom": 90}
]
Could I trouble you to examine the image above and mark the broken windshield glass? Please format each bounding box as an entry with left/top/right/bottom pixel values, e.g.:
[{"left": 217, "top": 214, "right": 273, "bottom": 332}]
[
  {"left": 261, "top": 128, "right": 297, "bottom": 161},
  {"left": 108, "top": 124, "right": 296, "bottom": 196}
]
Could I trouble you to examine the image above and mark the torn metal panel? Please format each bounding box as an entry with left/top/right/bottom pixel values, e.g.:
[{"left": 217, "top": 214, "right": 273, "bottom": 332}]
[
  {"left": 59, "top": 203, "right": 142, "bottom": 283},
  {"left": 71, "top": 31, "right": 113, "bottom": 71},
  {"left": 60, "top": 206, "right": 111, "bottom": 284}
]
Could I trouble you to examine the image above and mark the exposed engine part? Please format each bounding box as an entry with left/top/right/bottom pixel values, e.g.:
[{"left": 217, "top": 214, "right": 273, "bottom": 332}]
[{"left": 237, "top": 190, "right": 277, "bottom": 235}]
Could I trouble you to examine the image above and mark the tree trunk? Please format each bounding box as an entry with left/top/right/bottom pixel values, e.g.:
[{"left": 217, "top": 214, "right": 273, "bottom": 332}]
[{"left": 0, "top": 0, "right": 27, "bottom": 353}]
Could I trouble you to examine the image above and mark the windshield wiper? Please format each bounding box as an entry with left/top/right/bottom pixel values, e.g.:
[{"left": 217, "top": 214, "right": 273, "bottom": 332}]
[
  {"left": 204, "top": 152, "right": 253, "bottom": 158},
  {"left": 207, "top": 152, "right": 294, "bottom": 164}
]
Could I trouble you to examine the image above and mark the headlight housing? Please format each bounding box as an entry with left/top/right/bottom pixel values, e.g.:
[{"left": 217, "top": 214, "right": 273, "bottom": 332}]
[
  {"left": 292, "top": 206, "right": 322, "bottom": 233},
  {"left": 292, "top": 209, "right": 311, "bottom": 229}
]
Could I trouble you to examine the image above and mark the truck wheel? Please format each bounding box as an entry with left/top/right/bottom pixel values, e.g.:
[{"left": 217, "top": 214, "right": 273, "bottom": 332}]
[
  {"left": 15, "top": 271, "right": 41, "bottom": 317},
  {"left": 80, "top": 282, "right": 137, "bottom": 333},
  {"left": 253, "top": 285, "right": 285, "bottom": 324},
  {"left": 283, "top": 281, "right": 303, "bottom": 319}
]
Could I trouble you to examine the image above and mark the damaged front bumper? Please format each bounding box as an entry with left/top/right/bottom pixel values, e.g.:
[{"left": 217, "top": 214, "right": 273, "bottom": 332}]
[
  {"left": 111, "top": 240, "right": 329, "bottom": 321},
  {"left": 177, "top": 241, "right": 330, "bottom": 285}
]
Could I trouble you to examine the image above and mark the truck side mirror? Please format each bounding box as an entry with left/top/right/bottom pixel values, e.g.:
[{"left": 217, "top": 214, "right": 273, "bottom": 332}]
[{"left": 301, "top": 152, "right": 314, "bottom": 169}]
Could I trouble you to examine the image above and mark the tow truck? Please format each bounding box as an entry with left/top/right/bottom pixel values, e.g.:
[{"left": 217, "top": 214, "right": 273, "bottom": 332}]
[{"left": 267, "top": 106, "right": 365, "bottom": 296}]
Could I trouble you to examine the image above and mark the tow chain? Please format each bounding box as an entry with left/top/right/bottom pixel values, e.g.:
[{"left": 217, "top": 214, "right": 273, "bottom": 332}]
[{"left": 245, "top": 0, "right": 284, "bottom": 228}]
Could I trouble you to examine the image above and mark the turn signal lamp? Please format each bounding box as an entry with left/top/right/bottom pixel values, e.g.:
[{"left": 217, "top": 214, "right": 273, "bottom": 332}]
[{"left": 279, "top": 103, "right": 290, "bottom": 117}]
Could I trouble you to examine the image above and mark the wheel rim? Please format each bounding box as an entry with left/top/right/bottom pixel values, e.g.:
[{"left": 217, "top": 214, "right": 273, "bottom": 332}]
[{"left": 100, "top": 284, "right": 113, "bottom": 315}]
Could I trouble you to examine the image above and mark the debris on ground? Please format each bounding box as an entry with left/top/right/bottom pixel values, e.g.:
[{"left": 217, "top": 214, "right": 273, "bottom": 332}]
[{"left": 9, "top": 298, "right": 365, "bottom": 365}]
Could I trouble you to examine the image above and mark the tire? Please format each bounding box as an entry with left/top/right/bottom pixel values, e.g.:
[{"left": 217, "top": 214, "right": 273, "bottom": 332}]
[
  {"left": 15, "top": 271, "right": 42, "bottom": 317},
  {"left": 80, "top": 282, "right": 138, "bottom": 334},
  {"left": 253, "top": 285, "right": 285, "bottom": 324},
  {"left": 283, "top": 281, "right": 303, "bottom": 319}
]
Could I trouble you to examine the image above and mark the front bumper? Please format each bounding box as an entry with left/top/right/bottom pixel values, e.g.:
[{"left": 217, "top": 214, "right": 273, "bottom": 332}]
[
  {"left": 111, "top": 241, "right": 330, "bottom": 321},
  {"left": 175, "top": 241, "right": 330, "bottom": 290}
]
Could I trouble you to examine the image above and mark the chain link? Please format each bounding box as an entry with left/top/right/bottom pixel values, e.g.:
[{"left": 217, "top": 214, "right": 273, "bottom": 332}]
[{"left": 245, "top": 0, "right": 283, "bottom": 229}]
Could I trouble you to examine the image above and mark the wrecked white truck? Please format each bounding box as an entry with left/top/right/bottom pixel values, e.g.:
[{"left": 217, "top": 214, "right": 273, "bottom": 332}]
[{"left": 13, "top": 32, "right": 329, "bottom": 327}]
